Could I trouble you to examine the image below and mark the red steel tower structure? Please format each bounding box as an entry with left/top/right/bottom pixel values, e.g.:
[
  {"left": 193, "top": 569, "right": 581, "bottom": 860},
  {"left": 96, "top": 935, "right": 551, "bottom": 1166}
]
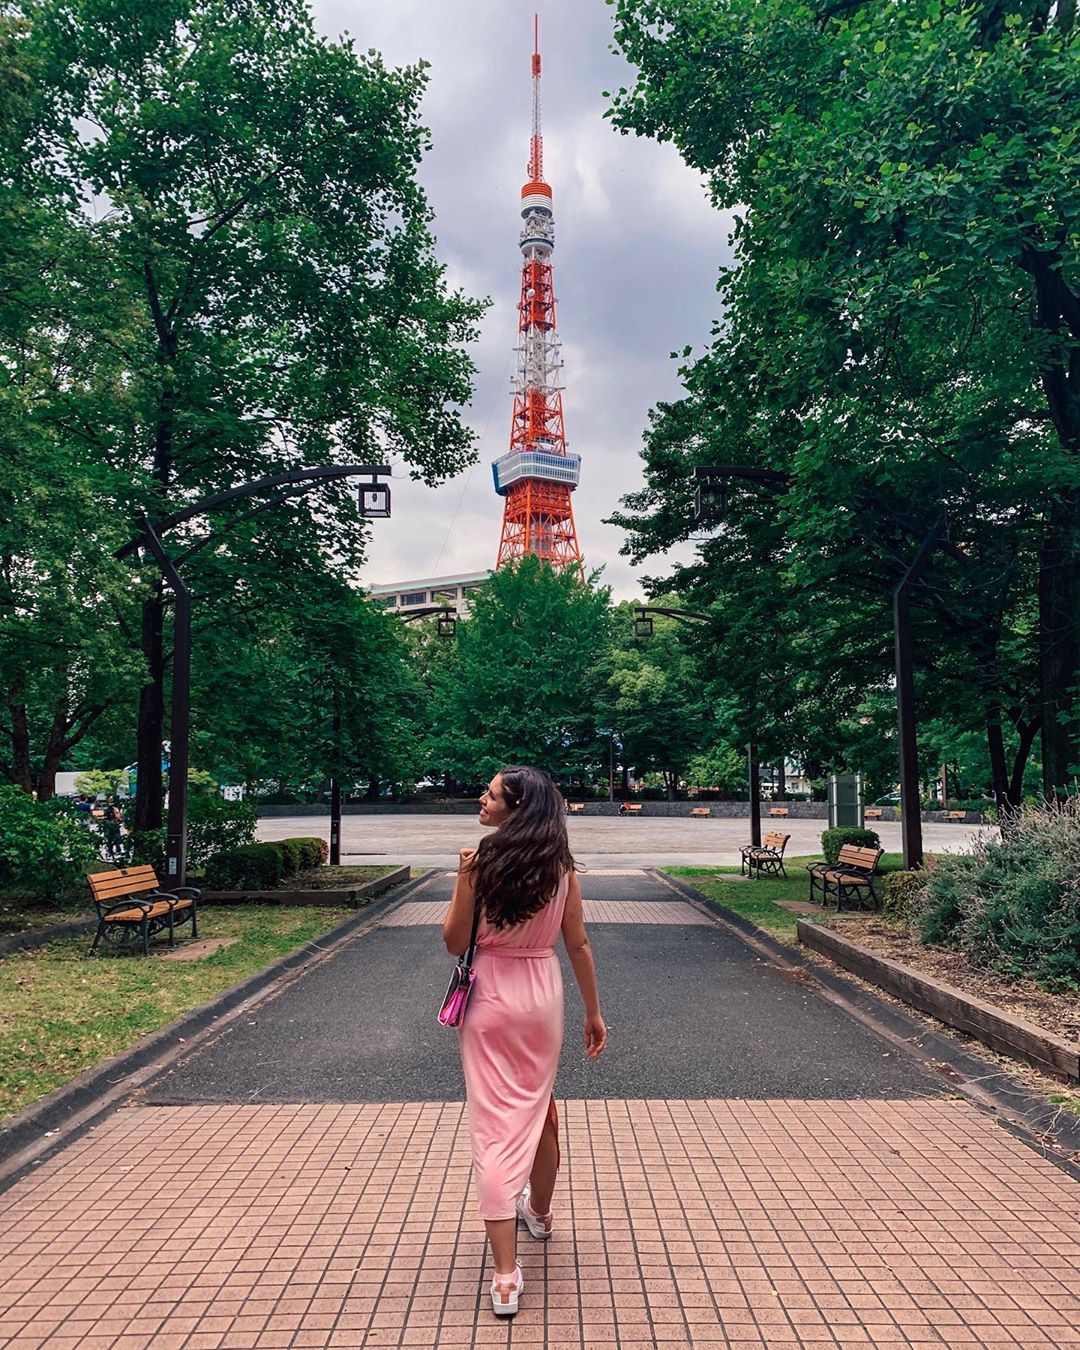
[{"left": 493, "top": 16, "right": 582, "bottom": 569}]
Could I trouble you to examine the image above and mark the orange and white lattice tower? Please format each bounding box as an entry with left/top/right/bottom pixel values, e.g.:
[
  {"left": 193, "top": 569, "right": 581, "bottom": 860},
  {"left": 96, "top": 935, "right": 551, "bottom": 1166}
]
[{"left": 493, "top": 15, "right": 582, "bottom": 570}]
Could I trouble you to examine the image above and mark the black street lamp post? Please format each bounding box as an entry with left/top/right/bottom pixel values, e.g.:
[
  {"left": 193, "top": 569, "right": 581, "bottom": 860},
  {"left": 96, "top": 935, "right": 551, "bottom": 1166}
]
[
  {"left": 893, "top": 520, "right": 946, "bottom": 870},
  {"left": 119, "top": 464, "right": 392, "bottom": 887}
]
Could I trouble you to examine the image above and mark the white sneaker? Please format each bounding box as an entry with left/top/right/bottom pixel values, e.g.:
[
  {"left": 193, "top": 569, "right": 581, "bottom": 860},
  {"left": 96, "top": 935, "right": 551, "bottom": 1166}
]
[
  {"left": 491, "top": 1264, "right": 522, "bottom": 1316},
  {"left": 516, "top": 1185, "right": 553, "bottom": 1240}
]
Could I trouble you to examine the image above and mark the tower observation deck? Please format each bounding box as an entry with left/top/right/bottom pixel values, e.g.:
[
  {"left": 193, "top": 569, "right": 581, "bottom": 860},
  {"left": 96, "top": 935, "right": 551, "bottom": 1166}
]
[{"left": 492, "top": 15, "right": 582, "bottom": 570}]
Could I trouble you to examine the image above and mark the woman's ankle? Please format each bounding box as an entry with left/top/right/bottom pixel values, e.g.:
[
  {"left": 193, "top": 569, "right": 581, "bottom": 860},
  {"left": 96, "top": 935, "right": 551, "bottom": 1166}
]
[{"left": 527, "top": 1196, "right": 552, "bottom": 1221}]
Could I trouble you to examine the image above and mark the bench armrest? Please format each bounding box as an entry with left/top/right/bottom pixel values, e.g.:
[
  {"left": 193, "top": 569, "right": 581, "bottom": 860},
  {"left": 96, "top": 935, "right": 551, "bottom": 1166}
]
[
  {"left": 101, "top": 897, "right": 152, "bottom": 915},
  {"left": 170, "top": 886, "right": 202, "bottom": 899}
]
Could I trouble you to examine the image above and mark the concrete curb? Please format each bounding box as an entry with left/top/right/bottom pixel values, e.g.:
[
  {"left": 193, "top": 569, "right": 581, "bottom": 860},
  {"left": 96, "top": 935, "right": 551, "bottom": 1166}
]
[
  {"left": 0, "top": 868, "right": 431, "bottom": 1193},
  {"left": 654, "top": 869, "right": 1080, "bottom": 1173}
]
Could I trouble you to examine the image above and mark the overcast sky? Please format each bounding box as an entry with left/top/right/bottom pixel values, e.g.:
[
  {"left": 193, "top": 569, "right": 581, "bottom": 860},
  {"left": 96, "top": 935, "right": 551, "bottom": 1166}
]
[{"left": 314, "top": 0, "right": 734, "bottom": 599}]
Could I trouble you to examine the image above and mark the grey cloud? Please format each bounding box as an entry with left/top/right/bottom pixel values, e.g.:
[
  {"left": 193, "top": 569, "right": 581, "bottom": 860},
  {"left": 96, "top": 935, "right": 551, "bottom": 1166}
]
[{"left": 314, "top": 0, "right": 731, "bottom": 596}]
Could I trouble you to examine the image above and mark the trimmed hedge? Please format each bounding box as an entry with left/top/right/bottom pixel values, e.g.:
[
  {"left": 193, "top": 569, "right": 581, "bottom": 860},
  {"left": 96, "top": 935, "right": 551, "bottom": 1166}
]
[
  {"left": 820, "top": 826, "right": 881, "bottom": 863},
  {"left": 203, "top": 836, "right": 327, "bottom": 890}
]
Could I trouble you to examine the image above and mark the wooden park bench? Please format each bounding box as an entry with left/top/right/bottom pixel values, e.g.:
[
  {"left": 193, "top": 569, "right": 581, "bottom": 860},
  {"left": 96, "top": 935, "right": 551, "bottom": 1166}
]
[
  {"left": 690, "top": 807, "right": 711, "bottom": 818},
  {"left": 740, "top": 830, "right": 790, "bottom": 880},
  {"left": 946, "top": 810, "right": 968, "bottom": 822},
  {"left": 805, "top": 844, "right": 883, "bottom": 911},
  {"left": 87, "top": 865, "right": 201, "bottom": 957},
  {"left": 619, "top": 802, "right": 643, "bottom": 816},
  {"left": 864, "top": 807, "right": 883, "bottom": 820},
  {"left": 566, "top": 802, "right": 586, "bottom": 815},
  {"left": 768, "top": 806, "right": 790, "bottom": 818}
]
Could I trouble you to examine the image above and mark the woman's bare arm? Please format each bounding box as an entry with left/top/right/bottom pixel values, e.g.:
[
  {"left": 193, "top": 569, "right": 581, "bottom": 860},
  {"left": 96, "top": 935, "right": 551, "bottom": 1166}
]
[
  {"left": 560, "top": 870, "right": 606, "bottom": 1058},
  {"left": 442, "top": 848, "right": 478, "bottom": 954}
]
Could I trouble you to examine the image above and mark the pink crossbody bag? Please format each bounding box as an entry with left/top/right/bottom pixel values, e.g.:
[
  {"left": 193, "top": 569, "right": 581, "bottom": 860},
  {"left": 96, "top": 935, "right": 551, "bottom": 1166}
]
[{"left": 438, "top": 895, "right": 482, "bottom": 1028}]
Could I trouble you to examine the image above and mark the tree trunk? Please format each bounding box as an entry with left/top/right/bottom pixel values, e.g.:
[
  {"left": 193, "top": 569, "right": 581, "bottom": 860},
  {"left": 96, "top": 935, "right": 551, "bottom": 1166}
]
[
  {"left": 135, "top": 585, "right": 166, "bottom": 831},
  {"left": 7, "top": 682, "right": 33, "bottom": 794},
  {"left": 776, "top": 759, "right": 787, "bottom": 800},
  {"left": 365, "top": 776, "right": 380, "bottom": 801},
  {"left": 1009, "top": 719, "right": 1040, "bottom": 807},
  {"left": 37, "top": 695, "right": 71, "bottom": 802},
  {"left": 1037, "top": 488, "right": 1080, "bottom": 799}
]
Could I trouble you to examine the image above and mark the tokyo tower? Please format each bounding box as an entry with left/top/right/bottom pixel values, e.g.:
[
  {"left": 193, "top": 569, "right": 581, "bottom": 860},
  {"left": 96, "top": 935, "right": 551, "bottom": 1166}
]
[{"left": 493, "top": 15, "right": 582, "bottom": 570}]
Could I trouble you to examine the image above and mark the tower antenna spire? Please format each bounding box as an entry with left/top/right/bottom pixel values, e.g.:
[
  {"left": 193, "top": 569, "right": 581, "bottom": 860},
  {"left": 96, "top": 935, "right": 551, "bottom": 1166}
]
[
  {"left": 529, "top": 12, "right": 543, "bottom": 184},
  {"left": 492, "top": 16, "right": 583, "bottom": 572}
]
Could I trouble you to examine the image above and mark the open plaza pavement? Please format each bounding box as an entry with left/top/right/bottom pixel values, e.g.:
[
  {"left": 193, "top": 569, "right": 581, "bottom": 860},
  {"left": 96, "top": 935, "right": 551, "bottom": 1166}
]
[
  {"left": 255, "top": 812, "right": 993, "bottom": 871},
  {"left": 1, "top": 841, "right": 1077, "bottom": 1349}
]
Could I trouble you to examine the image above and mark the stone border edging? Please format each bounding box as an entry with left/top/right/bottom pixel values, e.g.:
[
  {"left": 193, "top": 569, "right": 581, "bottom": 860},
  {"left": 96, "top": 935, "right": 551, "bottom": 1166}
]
[
  {"left": 0, "top": 867, "right": 410, "bottom": 957},
  {"left": 796, "top": 919, "right": 1079, "bottom": 1083},
  {"left": 654, "top": 869, "right": 1080, "bottom": 1168},
  {"left": 0, "top": 918, "right": 95, "bottom": 956},
  {"left": 0, "top": 868, "right": 431, "bottom": 1192}
]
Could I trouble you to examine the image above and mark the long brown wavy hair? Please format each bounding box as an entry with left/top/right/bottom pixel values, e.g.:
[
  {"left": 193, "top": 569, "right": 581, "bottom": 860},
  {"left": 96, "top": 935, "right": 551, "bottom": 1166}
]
[{"left": 471, "top": 766, "right": 575, "bottom": 928}]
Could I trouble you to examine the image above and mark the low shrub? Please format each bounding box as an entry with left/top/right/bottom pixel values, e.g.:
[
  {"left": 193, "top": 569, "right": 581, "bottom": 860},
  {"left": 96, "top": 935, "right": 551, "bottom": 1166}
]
[
  {"left": 912, "top": 798, "right": 1080, "bottom": 990},
  {"left": 281, "top": 837, "right": 328, "bottom": 869},
  {"left": 203, "top": 835, "right": 326, "bottom": 890},
  {"left": 0, "top": 786, "right": 99, "bottom": 898},
  {"left": 204, "top": 842, "right": 285, "bottom": 890},
  {"left": 276, "top": 838, "right": 305, "bottom": 875},
  {"left": 882, "top": 870, "right": 925, "bottom": 917},
  {"left": 820, "top": 827, "right": 881, "bottom": 863}
]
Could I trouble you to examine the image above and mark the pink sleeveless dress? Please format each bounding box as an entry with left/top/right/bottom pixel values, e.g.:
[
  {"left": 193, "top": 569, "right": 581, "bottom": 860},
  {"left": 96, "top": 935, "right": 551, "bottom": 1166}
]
[{"left": 458, "top": 871, "right": 569, "bottom": 1220}]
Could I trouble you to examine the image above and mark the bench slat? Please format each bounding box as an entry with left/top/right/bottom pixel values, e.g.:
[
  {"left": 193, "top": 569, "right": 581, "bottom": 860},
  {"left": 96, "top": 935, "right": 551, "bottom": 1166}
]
[
  {"left": 106, "top": 898, "right": 193, "bottom": 923},
  {"left": 87, "top": 866, "right": 160, "bottom": 900},
  {"left": 835, "top": 845, "right": 883, "bottom": 869}
]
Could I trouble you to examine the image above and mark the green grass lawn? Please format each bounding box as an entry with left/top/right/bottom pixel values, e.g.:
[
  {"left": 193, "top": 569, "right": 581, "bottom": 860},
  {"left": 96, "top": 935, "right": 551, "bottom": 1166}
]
[
  {"left": 665, "top": 853, "right": 907, "bottom": 941},
  {"left": 0, "top": 864, "right": 398, "bottom": 936},
  {"left": 0, "top": 904, "right": 353, "bottom": 1121}
]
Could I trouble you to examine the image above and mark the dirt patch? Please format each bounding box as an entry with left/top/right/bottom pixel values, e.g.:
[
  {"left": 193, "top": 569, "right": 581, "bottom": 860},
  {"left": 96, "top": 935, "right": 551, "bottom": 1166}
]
[
  {"left": 818, "top": 914, "right": 1079, "bottom": 1045},
  {"left": 157, "top": 937, "right": 238, "bottom": 962}
]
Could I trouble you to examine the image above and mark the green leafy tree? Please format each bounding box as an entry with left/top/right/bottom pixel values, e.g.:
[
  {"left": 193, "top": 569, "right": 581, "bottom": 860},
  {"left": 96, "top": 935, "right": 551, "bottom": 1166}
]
[
  {"left": 600, "top": 604, "right": 710, "bottom": 798},
  {"left": 14, "top": 0, "right": 486, "bottom": 825},
  {"left": 428, "top": 559, "right": 612, "bottom": 784},
  {"left": 606, "top": 0, "right": 1077, "bottom": 800}
]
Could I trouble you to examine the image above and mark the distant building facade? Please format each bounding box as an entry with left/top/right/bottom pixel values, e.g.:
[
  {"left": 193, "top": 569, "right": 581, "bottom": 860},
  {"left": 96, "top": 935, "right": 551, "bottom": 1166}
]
[{"left": 367, "top": 571, "right": 490, "bottom": 618}]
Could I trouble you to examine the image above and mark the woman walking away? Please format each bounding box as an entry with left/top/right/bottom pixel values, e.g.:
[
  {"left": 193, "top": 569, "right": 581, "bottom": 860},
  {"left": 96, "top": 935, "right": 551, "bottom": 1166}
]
[{"left": 443, "top": 766, "right": 606, "bottom": 1318}]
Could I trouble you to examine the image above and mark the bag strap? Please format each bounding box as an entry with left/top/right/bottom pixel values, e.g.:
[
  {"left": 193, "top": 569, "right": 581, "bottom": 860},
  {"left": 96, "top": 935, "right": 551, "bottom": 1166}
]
[{"left": 464, "top": 893, "right": 482, "bottom": 966}]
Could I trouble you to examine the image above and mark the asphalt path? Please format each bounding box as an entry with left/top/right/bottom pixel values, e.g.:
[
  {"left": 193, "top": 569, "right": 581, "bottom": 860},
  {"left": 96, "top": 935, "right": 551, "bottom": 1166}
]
[{"left": 146, "top": 870, "right": 941, "bottom": 1107}]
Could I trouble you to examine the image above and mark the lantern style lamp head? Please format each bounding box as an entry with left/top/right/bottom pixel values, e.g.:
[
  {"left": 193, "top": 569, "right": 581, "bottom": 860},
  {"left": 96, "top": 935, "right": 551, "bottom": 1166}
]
[
  {"left": 358, "top": 478, "right": 391, "bottom": 518},
  {"left": 634, "top": 609, "right": 654, "bottom": 639},
  {"left": 693, "top": 473, "right": 727, "bottom": 526},
  {"left": 437, "top": 611, "right": 457, "bottom": 640}
]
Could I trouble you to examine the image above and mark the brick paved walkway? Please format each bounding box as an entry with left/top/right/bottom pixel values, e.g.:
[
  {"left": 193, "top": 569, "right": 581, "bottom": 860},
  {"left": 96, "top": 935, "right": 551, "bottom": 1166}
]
[{"left": 1, "top": 1099, "right": 1077, "bottom": 1348}]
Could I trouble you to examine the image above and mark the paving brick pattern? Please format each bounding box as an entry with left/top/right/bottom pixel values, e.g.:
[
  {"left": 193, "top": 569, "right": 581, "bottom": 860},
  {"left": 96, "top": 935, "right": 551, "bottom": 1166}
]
[
  {"left": 383, "top": 900, "right": 713, "bottom": 928},
  {"left": 2, "top": 1098, "right": 1077, "bottom": 1349}
]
